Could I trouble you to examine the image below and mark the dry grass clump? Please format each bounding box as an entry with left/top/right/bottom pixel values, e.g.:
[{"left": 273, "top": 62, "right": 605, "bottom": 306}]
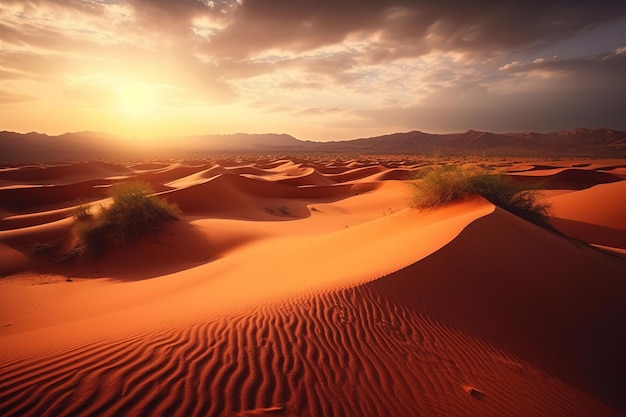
[
  {"left": 72, "top": 182, "right": 179, "bottom": 258},
  {"left": 411, "top": 165, "right": 551, "bottom": 227},
  {"left": 72, "top": 201, "right": 93, "bottom": 221}
]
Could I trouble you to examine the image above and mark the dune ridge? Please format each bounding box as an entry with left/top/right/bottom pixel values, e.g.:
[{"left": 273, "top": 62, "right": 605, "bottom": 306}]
[{"left": 1, "top": 156, "right": 626, "bottom": 416}]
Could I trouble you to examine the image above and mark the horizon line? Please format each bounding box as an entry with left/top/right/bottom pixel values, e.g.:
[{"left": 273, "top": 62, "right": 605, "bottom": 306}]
[{"left": 1, "top": 126, "right": 623, "bottom": 143}]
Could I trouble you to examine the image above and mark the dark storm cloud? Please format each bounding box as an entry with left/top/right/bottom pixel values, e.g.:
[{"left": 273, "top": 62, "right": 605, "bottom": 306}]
[
  {"left": 6, "top": 1, "right": 625, "bottom": 75},
  {"left": 6, "top": 1, "right": 625, "bottom": 62},
  {"left": 204, "top": 0, "right": 626, "bottom": 59},
  {"left": 504, "top": 48, "right": 626, "bottom": 83},
  {"left": 344, "top": 50, "right": 626, "bottom": 133}
]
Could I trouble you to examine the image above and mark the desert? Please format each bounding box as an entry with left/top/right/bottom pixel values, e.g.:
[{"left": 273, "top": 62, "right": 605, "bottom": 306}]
[
  {"left": 2, "top": 1, "right": 626, "bottom": 415},
  {"left": 1, "top": 152, "right": 626, "bottom": 417}
]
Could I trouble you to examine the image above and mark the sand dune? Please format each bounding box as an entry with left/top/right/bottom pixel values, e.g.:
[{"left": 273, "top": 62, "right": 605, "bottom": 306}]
[
  {"left": 1, "top": 157, "right": 625, "bottom": 416},
  {"left": 548, "top": 180, "right": 626, "bottom": 251},
  {"left": 134, "top": 163, "right": 214, "bottom": 185},
  {"left": 509, "top": 167, "right": 625, "bottom": 190},
  {"left": 0, "top": 162, "right": 131, "bottom": 185}
]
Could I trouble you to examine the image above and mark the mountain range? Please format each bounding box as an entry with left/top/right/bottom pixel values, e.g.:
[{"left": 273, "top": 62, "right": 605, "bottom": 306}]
[{"left": 1, "top": 128, "right": 625, "bottom": 163}]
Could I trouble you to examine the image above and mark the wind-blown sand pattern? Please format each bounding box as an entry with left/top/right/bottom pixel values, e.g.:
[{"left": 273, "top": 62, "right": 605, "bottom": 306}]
[{"left": 1, "top": 157, "right": 626, "bottom": 416}]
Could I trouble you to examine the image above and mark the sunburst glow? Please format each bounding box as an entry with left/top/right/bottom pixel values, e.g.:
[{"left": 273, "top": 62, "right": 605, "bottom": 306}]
[{"left": 119, "top": 84, "right": 157, "bottom": 115}]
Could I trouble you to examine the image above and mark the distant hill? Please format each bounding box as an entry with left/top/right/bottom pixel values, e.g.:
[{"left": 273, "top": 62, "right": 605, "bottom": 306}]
[
  {"left": 0, "top": 131, "right": 131, "bottom": 163},
  {"left": 1, "top": 128, "right": 625, "bottom": 163},
  {"left": 163, "top": 133, "right": 307, "bottom": 151},
  {"left": 309, "top": 128, "right": 626, "bottom": 156}
]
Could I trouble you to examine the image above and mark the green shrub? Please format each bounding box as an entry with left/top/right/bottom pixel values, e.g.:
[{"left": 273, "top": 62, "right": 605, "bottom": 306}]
[
  {"left": 411, "top": 165, "right": 551, "bottom": 227},
  {"left": 72, "top": 218, "right": 108, "bottom": 259},
  {"left": 72, "top": 182, "right": 179, "bottom": 258}
]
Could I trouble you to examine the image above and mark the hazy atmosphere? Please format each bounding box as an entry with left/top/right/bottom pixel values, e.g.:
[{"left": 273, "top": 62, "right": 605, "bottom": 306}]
[{"left": 1, "top": 0, "right": 626, "bottom": 141}]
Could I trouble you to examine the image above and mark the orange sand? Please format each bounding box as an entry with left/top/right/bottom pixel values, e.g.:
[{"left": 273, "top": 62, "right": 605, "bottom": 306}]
[{"left": 1, "top": 157, "right": 625, "bottom": 417}]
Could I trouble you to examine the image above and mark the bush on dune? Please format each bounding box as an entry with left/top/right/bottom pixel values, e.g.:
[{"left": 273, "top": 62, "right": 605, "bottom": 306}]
[
  {"left": 72, "top": 182, "right": 179, "bottom": 258},
  {"left": 411, "top": 165, "right": 551, "bottom": 228},
  {"left": 72, "top": 201, "right": 93, "bottom": 221}
]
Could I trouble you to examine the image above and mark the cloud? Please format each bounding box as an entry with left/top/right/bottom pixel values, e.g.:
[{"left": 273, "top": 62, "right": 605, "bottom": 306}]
[
  {"left": 343, "top": 56, "right": 626, "bottom": 134},
  {"left": 1, "top": 0, "right": 626, "bottom": 137},
  {"left": 2, "top": 0, "right": 107, "bottom": 16},
  {"left": 0, "top": 0, "right": 236, "bottom": 105},
  {"left": 203, "top": 1, "right": 626, "bottom": 60},
  {"left": 4, "top": 1, "right": 625, "bottom": 84},
  {"left": 129, "top": 0, "right": 237, "bottom": 38},
  {"left": 199, "top": 1, "right": 626, "bottom": 103},
  {"left": 295, "top": 106, "right": 343, "bottom": 116},
  {"left": 501, "top": 47, "right": 626, "bottom": 78},
  {"left": 0, "top": 89, "right": 35, "bottom": 103},
  {"left": 279, "top": 79, "right": 324, "bottom": 90}
]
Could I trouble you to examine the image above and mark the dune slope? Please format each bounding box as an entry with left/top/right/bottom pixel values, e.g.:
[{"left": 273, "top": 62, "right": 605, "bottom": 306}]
[{"left": 2, "top": 208, "right": 625, "bottom": 417}]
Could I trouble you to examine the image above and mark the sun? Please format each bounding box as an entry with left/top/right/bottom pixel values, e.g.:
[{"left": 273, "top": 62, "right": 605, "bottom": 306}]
[{"left": 118, "top": 83, "right": 157, "bottom": 115}]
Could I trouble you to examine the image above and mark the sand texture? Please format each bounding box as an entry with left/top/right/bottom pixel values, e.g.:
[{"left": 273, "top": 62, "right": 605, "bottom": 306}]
[{"left": 1, "top": 156, "right": 626, "bottom": 416}]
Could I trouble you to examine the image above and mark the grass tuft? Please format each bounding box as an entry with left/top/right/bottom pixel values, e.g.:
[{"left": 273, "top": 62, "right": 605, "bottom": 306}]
[
  {"left": 72, "top": 202, "right": 93, "bottom": 221},
  {"left": 411, "top": 165, "right": 551, "bottom": 227},
  {"left": 72, "top": 182, "right": 179, "bottom": 258}
]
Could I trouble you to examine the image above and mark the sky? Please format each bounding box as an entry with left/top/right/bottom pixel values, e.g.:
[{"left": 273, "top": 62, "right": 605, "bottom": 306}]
[{"left": 1, "top": 0, "right": 625, "bottom": 142}]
